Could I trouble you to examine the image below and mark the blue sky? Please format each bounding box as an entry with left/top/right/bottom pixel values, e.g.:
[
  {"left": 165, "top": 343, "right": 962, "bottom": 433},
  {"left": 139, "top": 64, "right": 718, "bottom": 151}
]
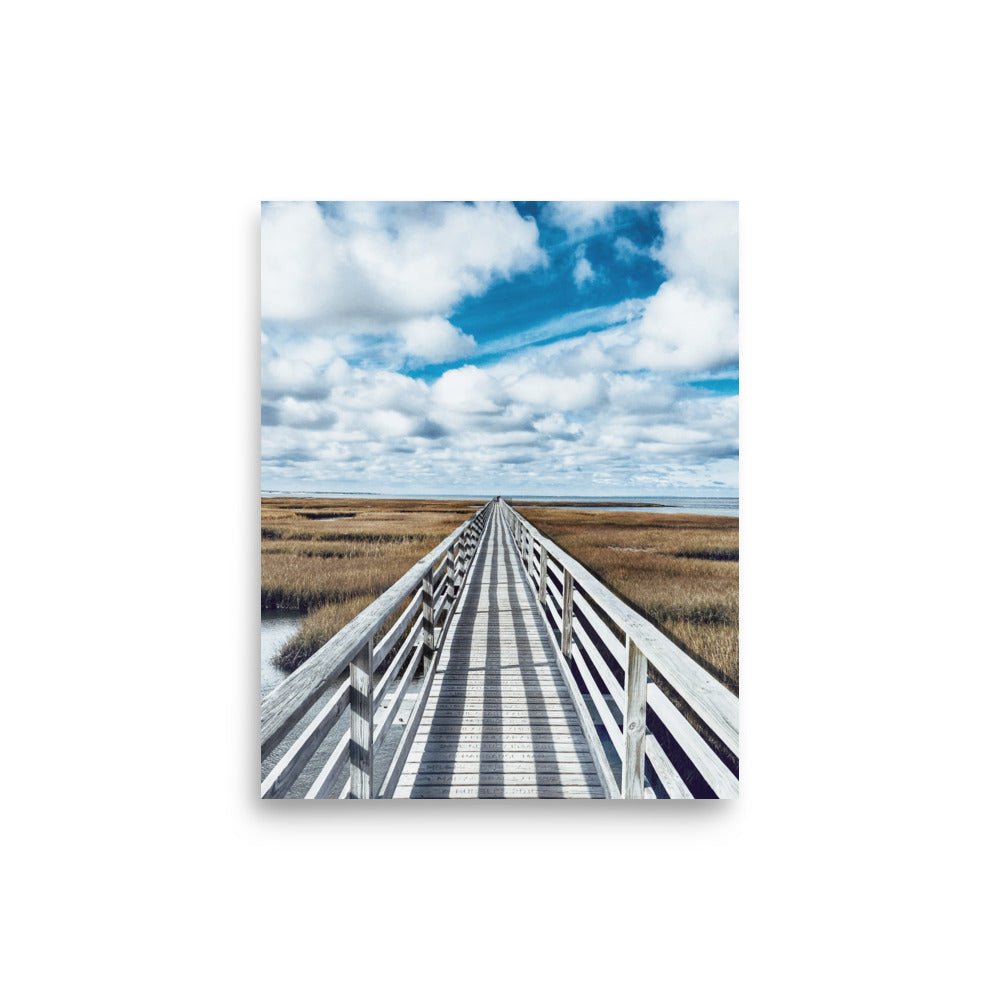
[{"left": 261, "top": 201, "right": 738, "bottom": 496}]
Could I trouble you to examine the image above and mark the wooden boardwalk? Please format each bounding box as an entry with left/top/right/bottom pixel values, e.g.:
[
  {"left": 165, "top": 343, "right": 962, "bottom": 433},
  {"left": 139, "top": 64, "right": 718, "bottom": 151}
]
[
  {"left": 261, "top": 498, "right": 738, "bottom": 799},
  {"left": 395, "top": 505, "right": 604, "bottom": 798}
]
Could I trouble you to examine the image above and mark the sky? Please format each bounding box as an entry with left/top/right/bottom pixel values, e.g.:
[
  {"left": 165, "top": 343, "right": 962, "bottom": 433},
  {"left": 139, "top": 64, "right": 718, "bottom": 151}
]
[{"left": 260, "top": 201, "right": 738, "bottom": 497}]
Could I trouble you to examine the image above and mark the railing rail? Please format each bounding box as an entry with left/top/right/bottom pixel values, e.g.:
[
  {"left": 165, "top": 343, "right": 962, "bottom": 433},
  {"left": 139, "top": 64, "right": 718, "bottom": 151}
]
[
  {"left": 261, "top": 501, "right": 493, "bottom": 798},
  {"left": 497, "top": 499, "right": 739, "bottom": 799}
]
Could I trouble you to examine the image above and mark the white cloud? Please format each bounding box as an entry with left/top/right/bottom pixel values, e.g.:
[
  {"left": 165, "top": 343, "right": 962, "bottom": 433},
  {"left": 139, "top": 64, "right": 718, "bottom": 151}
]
[
  {"left": 654, "top": 202, "right": 738, "bottom": 302},
  {"left": 614, "top": 236, "right": 642, "bottom": 261},
  {"left": 399, "top": 316, "right": 475, "bottom": 363},
  {"left": 261, "top": 201, "right": 545, "bottom": 328},
  {"left": 431, "top": 365, "right": 509, "bottom": 415},
  {"left": 507, "top": 372, "right": 605, "bottom": 411},
  {"left": 630, "top": 279, "right": 738, "bottom": 373},
  {"left": 260, "top": 201, "right": 740, "bottom": 495},
  {"left": 573, "top": 248, "right": 596, "bottom": 288},
  {"left": 545, "top": 201, "right": 617, "bottom": 235}
]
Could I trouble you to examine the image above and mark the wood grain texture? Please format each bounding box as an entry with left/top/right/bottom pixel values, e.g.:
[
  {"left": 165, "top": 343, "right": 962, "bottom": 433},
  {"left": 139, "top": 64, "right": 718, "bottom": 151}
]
[
  {"left": 348, "top": 638, "right": 374, "bottom": 798},
  {"left": 622, "top": 636, "right": 648, "bottom": 799}
]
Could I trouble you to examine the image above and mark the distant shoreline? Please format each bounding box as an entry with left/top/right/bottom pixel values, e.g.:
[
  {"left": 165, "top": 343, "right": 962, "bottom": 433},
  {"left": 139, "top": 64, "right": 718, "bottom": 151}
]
[{"left": 515, "top": 500, "right": 668, "bottom": 508}]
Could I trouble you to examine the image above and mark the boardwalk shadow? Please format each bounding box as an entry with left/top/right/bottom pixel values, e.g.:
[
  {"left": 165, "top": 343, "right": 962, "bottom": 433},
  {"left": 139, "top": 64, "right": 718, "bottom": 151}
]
[{"left": 409, "top": 506, "right": 603, "bottom": 798}]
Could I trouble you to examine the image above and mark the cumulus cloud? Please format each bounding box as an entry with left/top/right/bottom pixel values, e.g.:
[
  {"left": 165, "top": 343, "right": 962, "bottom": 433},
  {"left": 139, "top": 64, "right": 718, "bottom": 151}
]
[
  {"left": 572, "top": 247, "right": 597, "bottom": 288},
  {"left": 630, "top": 280, "right": 738, "bottom": 373},
  {"left": 399, "top": 316, "right": 475, "bottom": 363},
  {"left": 654, "top": 202, "right": 738, "bottom": 303},
  {"left": 545, "top": 201, "right": 617, "bottom": 236},
  {"left": 431, "top": 365, "right": 509, "bottom": 415},
  {"left": 261, "top": 201, "right": 545, "bottom": 328},
  {"left": 506, "top": 372, "right": 605, "bottom": 411}
]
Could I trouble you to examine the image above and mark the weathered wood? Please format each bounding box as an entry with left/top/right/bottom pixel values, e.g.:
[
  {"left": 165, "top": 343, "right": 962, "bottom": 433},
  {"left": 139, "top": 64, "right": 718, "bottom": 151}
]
[
  {"left": 421, "top": 567, "right": 435, "bottom": 670},
  {"left": 348, "top": 638, "right": 374, "bottom": 798},
  {"left": 397, "top": 785, "right": 602, "bottom": 798},
  {"left": 396, "top": 504, "right": 606, "bottom": 798},
  {"left": 646, "top": 682, "right": 738, "bottom": 798},
  {"left": 445, "top": 550, "right": 456, "bottom": 605},
  {"left": 561, "top": 567, "right": 574, "bottom": 659},
  {"left": 400, "top": 771, "right": 600, "bottom": 786},
  {"left": 372, "top": 590, "right": 421, "bottom": 672},
  {"left": 569, "top": 638, "right": 626, "bottom": 759},
  {"left": 644, "top": 731, "right": 695, "bottom": 800},
  {"left": 371, "top": 616, "right": 422, "bottom": 708},
  {"left": 260, "top": 676, "right": 350, "bottom": 798},
  {"left": 378, "top": 522, "right": 494, "bottom": 798},
  {"left": 622, "top": 636, "right": 648, "bottom": 799},
  {"left": 371, "top": 641, "right": 424, "bottom": 754},
  {"left": 304, "top": 729, "right": 350, "bottom": 798},
  {"left": 573, "top": 611, "right": 626, "bottom": 712},
  {"left": 538, "top": 547, "right": 548, "bottom": 605},
  {"left": 535, "top": 624, "right": 621, "bottom": 798}
]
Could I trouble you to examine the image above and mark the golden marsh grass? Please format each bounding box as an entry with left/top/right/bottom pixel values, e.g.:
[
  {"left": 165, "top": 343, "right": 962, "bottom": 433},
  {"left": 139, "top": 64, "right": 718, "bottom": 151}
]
[
  {"left": 261, "top": 498, "right": 475, "bottom": 671},
  {"left": 513, "top": 505, "right": 739, "bottom": 693}
]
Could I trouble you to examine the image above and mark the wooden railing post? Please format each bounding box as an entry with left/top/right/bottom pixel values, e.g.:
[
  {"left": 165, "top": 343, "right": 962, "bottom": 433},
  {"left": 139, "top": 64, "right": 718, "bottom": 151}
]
[
  {"left": 421, "top": 567, "right": 435, "bottom": 670},
  {"left": 445, "top": 548, "right": 455, "bottom": 607},
  {"left": 349, "top": 637, "right": 374, "bottom": 798},
  {"left": 622, "top": 636, "right": 648, "bottom": 799},
  {"left": 561, "top": 567, "right": 574, "bottom": 659},
  {"left": 538, "top": 546, "right": 548, "bottom": 605}
]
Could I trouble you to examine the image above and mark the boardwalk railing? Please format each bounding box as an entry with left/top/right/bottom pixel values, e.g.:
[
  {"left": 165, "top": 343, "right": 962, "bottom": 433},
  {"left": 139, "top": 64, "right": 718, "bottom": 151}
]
[
  {"left": 498, "top": 499, "right": 739, "bottom": 799},
  {"left": 261, "top": 502, "right": 492, "bottom": 798}
]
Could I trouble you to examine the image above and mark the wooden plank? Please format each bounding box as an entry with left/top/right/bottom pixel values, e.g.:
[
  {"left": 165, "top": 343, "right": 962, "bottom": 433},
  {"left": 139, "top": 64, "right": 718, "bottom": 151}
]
[
  {"left": 414, "top": 751, "right": 600, "bottom": 763},
  {"left": 622, "top": 636, "right": 648, "bottom": 799},
  {"left": 260, "top": 676, "right": 350, "bottom": 798},
  {"left": 569, "top": 639, "right": 626, "bottom": 759},
  {"left": 410, "top": 734, "right": 587, "bottom": 747},
  {"left": 397, "top": 785, "right": 603, "bottom": 798},
  {"left": 401, "top": 761, "right": 598, "bottom": 776},
  {"left": 304, "top": 728, "right": 350, "bottom": 798},
  {"left": 644, "top": 732, "right": 695, "bottom": 800},
  {"left": 395, "top": 502, "right": 607, "bottom": 799},
  {"left": 372, "top": 590, "right": 421, "bottom": 671},
  {"left": 399, "top": 771, "right": 601, "bottom": 786},
  {"left": 371, "top": 615, "right": 422, "bottom": 707},
  {"left": 348, "top": 638, "right": 374, "bottom": 798},
  {"left": 646, "top": 682, "right": 738, "bottom": 798},
  {"left": 573, "top": 587, "right": 626, "bottom": 681},
  {"left": 371, "top": 641, "right": 423, "bottom": 753},
  {"left": 414, "top": 724, "right": 585, "bottom": 735},
  {"left": 573, "top": 610, "right": 626, "bottom": 712},
  {"left": 378, "top": 512, "right": 495, "bottom": 798}
]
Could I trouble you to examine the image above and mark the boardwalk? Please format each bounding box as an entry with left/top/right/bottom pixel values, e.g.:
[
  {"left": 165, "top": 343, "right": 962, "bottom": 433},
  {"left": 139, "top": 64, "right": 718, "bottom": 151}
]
[
  {"left": 261, "top": 498, "right": 738, "bottom": 799},
  {"left": 396, "top": 506, "right": 602, "bottom": 797}
]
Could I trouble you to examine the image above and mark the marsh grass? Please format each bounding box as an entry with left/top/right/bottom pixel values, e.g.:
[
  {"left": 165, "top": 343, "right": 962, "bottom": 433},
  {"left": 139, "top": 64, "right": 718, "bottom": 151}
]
[
  {"left": 261, "top": 498, "right": 474, "bottom": 673},
  {"left": 514, "top": 506, "right": 739, "bottom": 694}
]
